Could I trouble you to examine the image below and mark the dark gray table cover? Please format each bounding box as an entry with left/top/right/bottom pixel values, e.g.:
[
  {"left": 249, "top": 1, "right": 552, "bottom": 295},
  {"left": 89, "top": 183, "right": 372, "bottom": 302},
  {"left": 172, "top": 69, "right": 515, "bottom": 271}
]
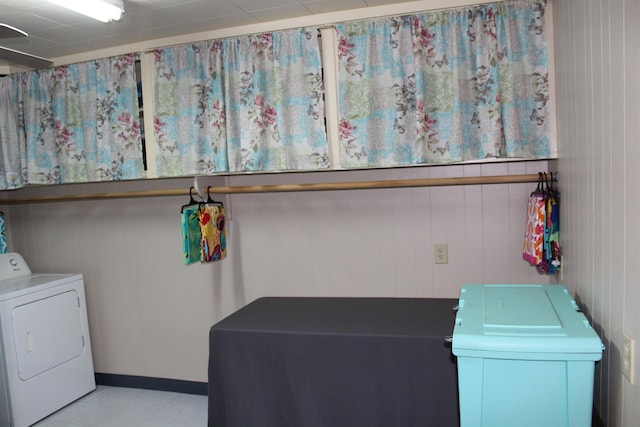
[{"left": 208, "top": 297, "right": 459, "bottom": 427}]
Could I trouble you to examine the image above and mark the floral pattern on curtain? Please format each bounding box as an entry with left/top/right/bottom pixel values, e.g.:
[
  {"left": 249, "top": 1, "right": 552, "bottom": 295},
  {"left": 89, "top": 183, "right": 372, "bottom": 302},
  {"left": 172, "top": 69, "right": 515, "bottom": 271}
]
[
  {"left": 222, "top": 28, "right": 329, "bottom": 172},
  {"left": 336, "top": 0, "right": 550, "bottom": 168},
  {"left": 0, "top": 77, "right": 26, "bottom": 190},
  {"left": 16, "top": 54, "right": 144, "bottom": 184},
  {"left": 153, "top": 40, "right": 228, "bottom": 177}
]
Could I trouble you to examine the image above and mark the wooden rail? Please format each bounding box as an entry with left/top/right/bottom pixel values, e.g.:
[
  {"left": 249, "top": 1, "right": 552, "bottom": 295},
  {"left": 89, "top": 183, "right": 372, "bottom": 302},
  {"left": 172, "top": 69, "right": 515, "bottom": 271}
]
[{"left": 0, "top": 173, "right": 540, "bottom": 204}]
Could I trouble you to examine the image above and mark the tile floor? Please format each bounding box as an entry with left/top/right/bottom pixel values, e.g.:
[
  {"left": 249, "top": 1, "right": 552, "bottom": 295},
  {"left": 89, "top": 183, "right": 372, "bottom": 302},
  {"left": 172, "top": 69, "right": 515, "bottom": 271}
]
[{"left": 33, "top": 385, "right": 208, "bottom": 427}]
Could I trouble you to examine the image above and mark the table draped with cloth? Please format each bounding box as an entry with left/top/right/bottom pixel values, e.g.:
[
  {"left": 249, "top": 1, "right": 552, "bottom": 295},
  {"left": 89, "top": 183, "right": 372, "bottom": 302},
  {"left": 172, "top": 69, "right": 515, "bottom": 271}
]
[{"left": 208, "top": 297, "right": 459, "bottom": 427}]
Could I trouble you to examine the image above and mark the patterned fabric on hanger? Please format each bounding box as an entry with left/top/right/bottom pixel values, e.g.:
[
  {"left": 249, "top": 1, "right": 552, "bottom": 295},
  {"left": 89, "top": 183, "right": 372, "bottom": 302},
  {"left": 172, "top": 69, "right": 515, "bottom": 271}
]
[
  {"left": 198, "top": 204, "right": 227, "bottom": 262},
  {"left": 523, "top": 172, "right": 560, "bottom": 275}
]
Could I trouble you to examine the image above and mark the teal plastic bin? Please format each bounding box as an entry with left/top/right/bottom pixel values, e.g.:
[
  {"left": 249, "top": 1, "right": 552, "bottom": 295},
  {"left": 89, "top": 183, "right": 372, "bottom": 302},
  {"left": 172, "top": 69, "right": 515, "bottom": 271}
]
[{"left": 452, "top": 284, "right": 604, "bottom": 427}]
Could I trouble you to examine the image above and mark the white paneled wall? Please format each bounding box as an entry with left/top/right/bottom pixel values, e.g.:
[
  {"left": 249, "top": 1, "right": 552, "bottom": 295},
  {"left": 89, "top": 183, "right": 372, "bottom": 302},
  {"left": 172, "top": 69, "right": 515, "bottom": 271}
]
[
  {"left": 3, "top": 161, "right": 549, "bottom": 382},
  {"left": 554, "top": 0, "right": 640, "bottom": 426}
]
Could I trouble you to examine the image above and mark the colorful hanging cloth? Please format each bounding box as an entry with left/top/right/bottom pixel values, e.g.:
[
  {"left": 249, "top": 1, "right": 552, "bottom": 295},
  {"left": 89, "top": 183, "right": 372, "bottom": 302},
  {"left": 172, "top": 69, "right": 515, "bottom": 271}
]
[
  {"left": 548, "top": 197, "right": 561, "bottom": 270},
  {"left": 523, "top": 172, "right": 561, "bottom": 275},
  {"left": 181, "top": 187, "right": 228, "bottom": 265},
  {"left": 540, "top": 173, "right": 560, "bottom": 274},
  {"left": 537, "top": 194, "right": 560, "bottom": 274},
  {"left": 182, "top": 205, "right": 202, "bottom": 265},
  {"left": 181, "top": 187, "right": 203, "bottom": 265},
  {"left": 198, "top": 204, "right": 227, "bottom": 262},
  {"left": 523, "top": 174, "right": 546, "bottom": 266},
  {"left": 0, "top": 212, "right": 6, "bottom": 254}
]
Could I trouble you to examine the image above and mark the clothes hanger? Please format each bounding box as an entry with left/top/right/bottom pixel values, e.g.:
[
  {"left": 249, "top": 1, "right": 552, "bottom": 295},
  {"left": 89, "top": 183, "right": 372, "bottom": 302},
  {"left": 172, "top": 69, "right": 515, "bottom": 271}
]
[
  {"left": 531, "top": 172, "right": 545, "bottom": 196},
  {"left": 181, "top": 187, "right": 203, "bottom": 213},
  {"left": 542, "top": 171, "right": 559, "bottom": 200},
  {"left": 548, "top": 171, "right": 559, "bottom": 199},
  {"left": 544, "top": 172, "right": 551, "bottom": 196}
]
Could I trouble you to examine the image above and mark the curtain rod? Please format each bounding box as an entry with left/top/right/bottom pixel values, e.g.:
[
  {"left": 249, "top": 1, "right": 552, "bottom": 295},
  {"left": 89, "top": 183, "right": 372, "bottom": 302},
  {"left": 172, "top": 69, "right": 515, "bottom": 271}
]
[{"left": 0, "top": 174, "right": 539, "bottom": 204}]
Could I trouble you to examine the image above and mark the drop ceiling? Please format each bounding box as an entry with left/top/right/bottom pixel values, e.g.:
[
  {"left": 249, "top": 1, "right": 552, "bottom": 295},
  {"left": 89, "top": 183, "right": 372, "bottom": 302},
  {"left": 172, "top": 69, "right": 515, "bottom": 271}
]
[{"left": 0, "top": 0, "right": 415, "bottom": 68}]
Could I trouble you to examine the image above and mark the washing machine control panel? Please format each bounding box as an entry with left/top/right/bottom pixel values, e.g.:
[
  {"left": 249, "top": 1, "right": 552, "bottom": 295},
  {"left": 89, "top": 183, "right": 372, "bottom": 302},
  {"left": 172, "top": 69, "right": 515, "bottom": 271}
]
[{"left": 0, "top": 253, "right": 31, "bottom": 280}]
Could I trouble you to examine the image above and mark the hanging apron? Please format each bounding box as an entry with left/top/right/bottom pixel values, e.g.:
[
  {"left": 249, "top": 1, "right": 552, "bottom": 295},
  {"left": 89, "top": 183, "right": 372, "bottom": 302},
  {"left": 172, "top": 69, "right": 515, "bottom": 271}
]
[
  {"left": 198, "top": 204, "right": 227, "bottom": 262},
  {"left": 523, "top": 191, "right": 546, "bottom": 266},
  {"left": 0, "top": 212, "right": 6, "bottom": 255},
  {"left": 182, "top": 205, "right": 202, "bottom": 265},
  {"left": 544, "top": 192, "right": 561, "bottom": 274}
]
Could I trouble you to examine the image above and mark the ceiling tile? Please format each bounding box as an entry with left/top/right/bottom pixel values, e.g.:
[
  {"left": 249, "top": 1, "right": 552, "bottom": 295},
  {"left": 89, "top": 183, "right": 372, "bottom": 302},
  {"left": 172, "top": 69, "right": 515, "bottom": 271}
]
[
  {"left": 26, "top": 4, "right": 98, "bottom": 26},
  {"left": 229, "top": 0, "right": 301, "bottom": 12},
  {"left": 302, "top": 0, "right": 368, "bottom": 14},
  {"left": 249, "top": 4, "right": 313, "bottom": 22},
  {"left": 164, "top": 0, "right": 246, "bottom": 21},
  {"left": 0, "top": 0, "right": 50, "bottom": 9},
  {"left": 364, "top": 0, "right": 411, "bottom": 5},
  {"left": 0, "top": 11, "right": 65, "bottom": 32},
  {"left": 190, "top": 13, "right": 260, "bottom": 32},
  {"left": 1, "top": 34, "right": 76, "bottom": 58},
  {"left": 30, "top": 25, "right": 93, "bottom": 44}
]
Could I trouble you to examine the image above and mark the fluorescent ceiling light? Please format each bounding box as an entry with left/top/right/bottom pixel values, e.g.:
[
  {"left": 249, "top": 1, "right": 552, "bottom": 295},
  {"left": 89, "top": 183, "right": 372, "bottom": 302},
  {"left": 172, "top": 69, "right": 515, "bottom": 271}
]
[{"left": 48, "top": 0, "right": 124, "bottom": 23}]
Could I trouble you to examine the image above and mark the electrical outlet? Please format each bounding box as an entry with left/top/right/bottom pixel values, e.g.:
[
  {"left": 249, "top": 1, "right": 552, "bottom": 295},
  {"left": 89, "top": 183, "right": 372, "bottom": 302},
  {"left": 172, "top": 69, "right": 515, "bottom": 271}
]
[
  {"left": 434, "top": 243, "right": 448, "bottom": 264},
  {"left": 623, "top": 332, "right": 635, "bottom": 384}
]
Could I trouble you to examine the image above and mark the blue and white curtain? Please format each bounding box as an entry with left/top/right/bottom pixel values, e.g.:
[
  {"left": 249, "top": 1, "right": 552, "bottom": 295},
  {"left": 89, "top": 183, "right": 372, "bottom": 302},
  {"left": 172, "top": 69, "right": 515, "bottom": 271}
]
[
  {"left": 153, "top": 40, "right": 228, "bottom": 176},
  {"left": 153, "top": 28, "right": 329, "bottom": 175},
  {"left": 335, "top": 0, "right": 550, "bottom": 168},
  {"left": 14, "top": 54, "right": 145, "bottom": 184},
  {"left": 0, "top": 77, "right": 26, "bottom": 190},
  {"left": 222, "top": 28, "right": 329, "bottom": 172}
]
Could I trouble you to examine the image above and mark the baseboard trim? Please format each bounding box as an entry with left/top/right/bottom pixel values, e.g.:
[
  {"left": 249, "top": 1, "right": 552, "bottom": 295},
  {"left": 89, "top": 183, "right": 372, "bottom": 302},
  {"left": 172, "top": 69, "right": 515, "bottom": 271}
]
[{"left": 95, "top": 373, "right": 207, "bottom": 396}]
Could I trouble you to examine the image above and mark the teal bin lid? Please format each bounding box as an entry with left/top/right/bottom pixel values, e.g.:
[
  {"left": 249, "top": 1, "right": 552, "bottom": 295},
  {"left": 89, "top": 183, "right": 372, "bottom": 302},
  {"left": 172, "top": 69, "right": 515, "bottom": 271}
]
[{"left": 452, "top": 284, "right": 604, "bottom": 361}]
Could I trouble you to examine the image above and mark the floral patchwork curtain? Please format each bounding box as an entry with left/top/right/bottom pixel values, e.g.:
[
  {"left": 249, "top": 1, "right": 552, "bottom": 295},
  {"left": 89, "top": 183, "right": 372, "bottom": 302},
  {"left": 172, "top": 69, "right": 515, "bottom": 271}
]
[
  {"left": 153, "top": 40, "right": 228, "bottom": 176},
  {"left": 222, "top": 28, "right": 329, "bottom": 172},
  {"left": 0, "top": 77, "right": 26, "bottom": 189},
  {"left": 336, "top": 0, "right": 550, "bottom": 168},
  {"left": 16, "top": 54, "right": 144, "bottom": 184}
]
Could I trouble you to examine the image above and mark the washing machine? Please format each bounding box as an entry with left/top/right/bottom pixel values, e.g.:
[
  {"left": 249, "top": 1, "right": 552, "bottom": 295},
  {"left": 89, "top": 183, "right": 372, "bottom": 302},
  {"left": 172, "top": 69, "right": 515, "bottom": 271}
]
[{"left": 0, "top": 253, "right": 95, "bottom": 427}]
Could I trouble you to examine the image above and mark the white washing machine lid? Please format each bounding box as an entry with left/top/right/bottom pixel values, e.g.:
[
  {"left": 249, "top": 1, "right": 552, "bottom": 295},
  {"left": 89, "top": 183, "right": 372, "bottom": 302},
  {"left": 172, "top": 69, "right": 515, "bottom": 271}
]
[{"left": 0, "top": 273, "right": 83, "bottom": 301}]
